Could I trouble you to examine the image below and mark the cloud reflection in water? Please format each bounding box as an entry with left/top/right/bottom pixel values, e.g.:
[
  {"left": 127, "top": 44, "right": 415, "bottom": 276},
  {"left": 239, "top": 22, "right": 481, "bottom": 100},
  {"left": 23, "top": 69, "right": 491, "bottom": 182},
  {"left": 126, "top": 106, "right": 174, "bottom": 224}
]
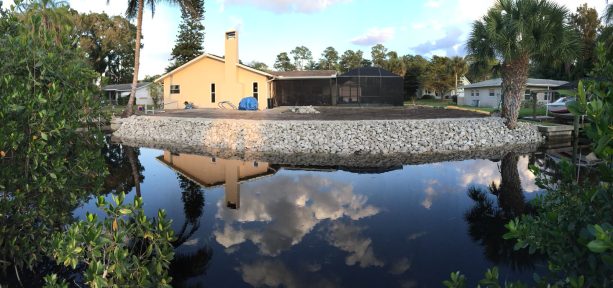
[{"left": 214, "top": 174, "right": 379, "bottom": 256}]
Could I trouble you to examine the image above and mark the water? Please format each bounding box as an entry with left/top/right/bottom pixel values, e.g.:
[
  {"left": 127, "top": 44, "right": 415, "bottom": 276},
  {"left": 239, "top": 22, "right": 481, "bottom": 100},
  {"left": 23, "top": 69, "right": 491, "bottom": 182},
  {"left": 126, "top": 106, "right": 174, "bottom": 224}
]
[{"left": 73, "top": 146, "right": 548, "bottom": 287}]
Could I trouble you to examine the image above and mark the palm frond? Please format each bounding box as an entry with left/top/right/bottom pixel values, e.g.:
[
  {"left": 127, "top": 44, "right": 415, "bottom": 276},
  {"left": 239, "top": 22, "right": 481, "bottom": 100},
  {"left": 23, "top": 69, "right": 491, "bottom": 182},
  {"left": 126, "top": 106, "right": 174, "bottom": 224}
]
[{"left": 467, "top": 0, "right": 578, "bottom": 64}]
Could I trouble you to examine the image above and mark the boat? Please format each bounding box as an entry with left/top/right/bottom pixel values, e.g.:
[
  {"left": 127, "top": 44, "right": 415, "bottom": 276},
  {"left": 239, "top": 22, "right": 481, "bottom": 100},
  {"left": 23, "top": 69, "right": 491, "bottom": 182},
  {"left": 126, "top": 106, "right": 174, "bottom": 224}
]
[{"left": 546, "top": 97, "right": 572, "bottom": 114}]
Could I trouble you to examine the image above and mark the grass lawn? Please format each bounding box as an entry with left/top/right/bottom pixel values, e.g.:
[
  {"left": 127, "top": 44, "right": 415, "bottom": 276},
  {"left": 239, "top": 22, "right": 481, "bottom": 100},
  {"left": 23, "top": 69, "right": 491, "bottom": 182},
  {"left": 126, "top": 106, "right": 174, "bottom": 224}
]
[
  {"left": 405, "top": 99, "right": 453, "bottom": 107},
  {"left": 101, "top": 105, "right": 125, "bottom": 115},
  {"left": 408, "top": 99, "right": 547, "bottom": 117}
]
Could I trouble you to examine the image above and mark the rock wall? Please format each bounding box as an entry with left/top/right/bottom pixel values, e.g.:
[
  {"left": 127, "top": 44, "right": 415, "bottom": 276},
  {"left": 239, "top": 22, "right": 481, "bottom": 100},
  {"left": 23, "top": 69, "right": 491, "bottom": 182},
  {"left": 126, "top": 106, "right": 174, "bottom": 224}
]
[{"left": 113, "top": 116, "right": 544, "bottom": 158}]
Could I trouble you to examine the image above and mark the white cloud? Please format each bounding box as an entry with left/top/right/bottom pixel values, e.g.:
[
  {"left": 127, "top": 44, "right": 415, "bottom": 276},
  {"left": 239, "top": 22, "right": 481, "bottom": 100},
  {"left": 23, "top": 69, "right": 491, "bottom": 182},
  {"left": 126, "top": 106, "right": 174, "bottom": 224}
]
[
  {"left": 351, "top": 27, "right": 396, "bottom": 46},
  {"left": 424, "top": 0, "right": 441, "bottom": 8},
  {"left": 213, "top": 174, "right": 379, "bottom": 256},
  {"left": 240, "top": 259, "right": 337, "bottom": 288},
  {"left": 217, "top": 0, "right": 350, "bottom": 13},
  {"left": 410, "top": 27, "right": 466, "bottom": 56},
  {"left": 388, "top": 257, "right": 411, "bottom": 275},
  {"left": 229, "top": 15, "right": 244, "bottom": 31},
  {"left": 325, "top": 222, "right": 384, "bottom": 268}
]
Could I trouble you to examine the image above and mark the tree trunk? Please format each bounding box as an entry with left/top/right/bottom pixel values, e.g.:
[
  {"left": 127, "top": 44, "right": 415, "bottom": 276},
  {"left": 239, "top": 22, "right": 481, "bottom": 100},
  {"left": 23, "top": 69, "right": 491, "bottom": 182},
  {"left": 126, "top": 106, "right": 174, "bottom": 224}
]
[
  {"left": 498, "top": 152, "right": 525, "bottom": 217},
  {"left": 500, "top": 56, "right": 529, "bottom": 129},
  {"left": 126, "top": 146, "right": 141, "bottom": 198},
  {"left": 122, "top": 0, "right": 144, "bottom": 118}
]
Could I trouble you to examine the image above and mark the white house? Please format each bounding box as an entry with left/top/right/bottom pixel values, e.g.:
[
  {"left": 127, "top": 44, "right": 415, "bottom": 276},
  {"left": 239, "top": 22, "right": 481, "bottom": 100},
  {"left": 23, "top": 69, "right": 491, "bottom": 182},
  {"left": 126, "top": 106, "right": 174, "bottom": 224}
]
[
  {"left": 102, "top": 82, "right": 155, "bottom": 106},
  {"left": 460, "top": 78, "right": 568, "bottom": 108}
]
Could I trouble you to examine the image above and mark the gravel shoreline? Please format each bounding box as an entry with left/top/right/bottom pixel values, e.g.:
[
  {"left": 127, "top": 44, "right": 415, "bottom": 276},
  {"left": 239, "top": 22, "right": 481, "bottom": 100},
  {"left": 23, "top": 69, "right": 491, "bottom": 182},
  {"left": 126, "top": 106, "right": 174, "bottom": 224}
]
[{"left": 112, "top": 116, "right": 544, "bottom": 165}]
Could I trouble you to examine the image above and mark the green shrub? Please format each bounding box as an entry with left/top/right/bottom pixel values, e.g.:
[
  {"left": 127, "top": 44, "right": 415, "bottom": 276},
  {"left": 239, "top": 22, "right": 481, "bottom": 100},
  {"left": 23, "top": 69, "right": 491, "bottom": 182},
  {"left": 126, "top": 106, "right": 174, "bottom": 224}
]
[{"left": 45, "top": 193, "right": 175, "bottom": 288}]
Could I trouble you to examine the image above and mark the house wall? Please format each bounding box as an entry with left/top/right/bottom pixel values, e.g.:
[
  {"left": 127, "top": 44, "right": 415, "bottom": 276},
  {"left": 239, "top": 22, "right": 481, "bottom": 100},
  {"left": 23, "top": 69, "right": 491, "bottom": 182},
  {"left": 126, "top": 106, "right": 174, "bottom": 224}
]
[
  {"left": 135, "top": 86, "right": 153, "bottom": 105},
  {"left": 161, "top": 151, "right": 270, "bottom": 185},
  {"left": 161, "top": 58, "right": 269, "bottom": 110},
  {"left": 160, "top": 31, "right": 270, "bottom": 110},
  {"left": 462, "top": 86, "right": 556, "bottom": 108}
]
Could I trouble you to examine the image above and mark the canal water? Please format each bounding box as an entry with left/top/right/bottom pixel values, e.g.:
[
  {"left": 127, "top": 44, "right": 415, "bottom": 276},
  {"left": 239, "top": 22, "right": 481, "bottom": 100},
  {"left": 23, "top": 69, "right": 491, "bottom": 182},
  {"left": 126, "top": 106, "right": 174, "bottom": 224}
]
[{"left": 71, "top": 143, "right": 549, "bottom": 287}]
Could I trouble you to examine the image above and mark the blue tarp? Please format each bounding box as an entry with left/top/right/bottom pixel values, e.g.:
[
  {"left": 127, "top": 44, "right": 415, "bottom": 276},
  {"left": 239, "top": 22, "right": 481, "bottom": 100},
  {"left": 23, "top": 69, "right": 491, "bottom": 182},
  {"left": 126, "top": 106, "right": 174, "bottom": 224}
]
[{"left": 238, "top": 97, "right": 258, "bottom": 111}]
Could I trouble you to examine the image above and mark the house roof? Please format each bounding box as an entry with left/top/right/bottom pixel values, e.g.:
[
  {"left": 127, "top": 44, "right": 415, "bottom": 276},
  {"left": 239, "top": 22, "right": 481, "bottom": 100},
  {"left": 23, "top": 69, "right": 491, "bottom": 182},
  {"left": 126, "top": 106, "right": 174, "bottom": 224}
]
[
  {"left": 155, "top": 53, "right": 273, "bottom": 82},
  {"left": 271, "top": 70, "right": 337, "bottom": 79},
  {"left": 339, "top": 67, "right": 401, "bottom": 78},
  {"left": 463, "top": 78, "right": 568, "bottom": 89},
  {"left": 102, "top": 82, "right": 151, "bottom": 91}
]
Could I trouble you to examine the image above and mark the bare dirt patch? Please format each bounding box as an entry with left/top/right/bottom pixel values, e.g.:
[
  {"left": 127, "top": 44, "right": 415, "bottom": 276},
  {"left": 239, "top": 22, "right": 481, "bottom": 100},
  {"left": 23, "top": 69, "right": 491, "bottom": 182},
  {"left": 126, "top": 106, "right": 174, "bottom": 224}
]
[{"left": 150, "top": 106, "right": 487, "bottom": 121}]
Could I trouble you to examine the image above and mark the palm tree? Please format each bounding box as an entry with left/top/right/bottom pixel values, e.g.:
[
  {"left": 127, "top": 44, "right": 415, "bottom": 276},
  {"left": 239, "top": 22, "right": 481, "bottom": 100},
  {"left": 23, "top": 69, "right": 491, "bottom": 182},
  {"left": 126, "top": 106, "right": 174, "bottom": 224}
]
[
  {"left": 109, "top": 0, "right": 195, "bottom": 117},
  {"left": 467, "top": 0, "right": 579, "bottom": 129},
  {"left": 449, "top": 56, "right": 468, "bottom": 96}
]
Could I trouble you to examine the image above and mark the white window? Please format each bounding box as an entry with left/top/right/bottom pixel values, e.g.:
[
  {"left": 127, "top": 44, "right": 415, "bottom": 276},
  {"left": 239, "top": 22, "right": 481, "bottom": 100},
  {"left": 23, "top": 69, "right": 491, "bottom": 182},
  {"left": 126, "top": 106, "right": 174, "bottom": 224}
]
[
  {"left": 170, "top": 85, "right": 180, "bottom": 94},
  {"left": 489, "top": 89, "right": 495, "bottom": 96},
  {"left": 253, "top": 82, "right": 259, "bottom": 100},
  {"left": 475, "top": 90, "right": 480, "bottom": 96},
  {"left": 470, "top": 90, "right": 474, "bottom": 96}
]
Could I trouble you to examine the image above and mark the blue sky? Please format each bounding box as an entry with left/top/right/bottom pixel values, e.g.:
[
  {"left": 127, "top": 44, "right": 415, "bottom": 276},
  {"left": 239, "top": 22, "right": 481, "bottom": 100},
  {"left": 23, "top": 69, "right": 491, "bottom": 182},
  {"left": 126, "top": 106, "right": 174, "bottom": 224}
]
[{"left": 2, "top": 0, "right": 609, "bottom": 78}]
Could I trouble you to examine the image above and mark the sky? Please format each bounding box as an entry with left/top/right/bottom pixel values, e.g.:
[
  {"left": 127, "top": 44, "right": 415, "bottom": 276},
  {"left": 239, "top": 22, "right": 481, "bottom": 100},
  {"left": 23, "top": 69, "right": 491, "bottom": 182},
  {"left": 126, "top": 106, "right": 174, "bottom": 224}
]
[{"left": 2, "top": 0, "right": 609, "bottom": 78}]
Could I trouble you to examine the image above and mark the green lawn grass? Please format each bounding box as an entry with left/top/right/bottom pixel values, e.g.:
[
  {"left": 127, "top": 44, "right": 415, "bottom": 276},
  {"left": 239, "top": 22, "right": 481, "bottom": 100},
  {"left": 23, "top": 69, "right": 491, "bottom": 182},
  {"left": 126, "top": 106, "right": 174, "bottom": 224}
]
[
  {"left": 407, "top": 99, "right": 547, "bottom": 117},
  {"left": 405, "top": 99, "right": 453, "bottom": 107}
]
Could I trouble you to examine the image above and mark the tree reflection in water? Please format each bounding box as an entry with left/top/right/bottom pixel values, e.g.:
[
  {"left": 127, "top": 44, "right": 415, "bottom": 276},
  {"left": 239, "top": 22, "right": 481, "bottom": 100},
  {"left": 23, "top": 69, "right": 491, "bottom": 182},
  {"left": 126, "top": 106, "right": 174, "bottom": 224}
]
[
  {"left": 0, "top": 135, "right": 107, "bottom": 286},
  {"left": 464, "top": 152, "right": 543, "bottom": 270},
  {"left": 170, "top": 175, "right": 213, "bottom": 287},
  {"left": 101, "top": 137, "right": 145, "bottom": 196}
]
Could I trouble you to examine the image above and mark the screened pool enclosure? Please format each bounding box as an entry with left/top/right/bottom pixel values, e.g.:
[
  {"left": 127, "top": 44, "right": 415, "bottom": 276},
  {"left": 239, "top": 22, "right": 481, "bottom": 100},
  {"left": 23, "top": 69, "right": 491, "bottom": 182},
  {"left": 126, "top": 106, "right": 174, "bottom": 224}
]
[{"left": 271, "top": 67, "right": 403, "bottom": 106}]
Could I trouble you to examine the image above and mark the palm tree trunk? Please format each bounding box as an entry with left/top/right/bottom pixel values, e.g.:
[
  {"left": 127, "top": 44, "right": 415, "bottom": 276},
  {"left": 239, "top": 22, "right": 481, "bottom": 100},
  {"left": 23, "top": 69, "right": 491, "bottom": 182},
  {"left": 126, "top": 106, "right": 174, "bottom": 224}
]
[
  {"left": 500, "top": 56, "right": 529, "bottom": 129},
  {"left": 499, "top": 152, "right": 525, "bottom": 217},
  {"left": 126, "top": 146, "right": 141, "bottom": 198},
  {"left": 123, "top": 0, "right": 144, "bottom": 117}
]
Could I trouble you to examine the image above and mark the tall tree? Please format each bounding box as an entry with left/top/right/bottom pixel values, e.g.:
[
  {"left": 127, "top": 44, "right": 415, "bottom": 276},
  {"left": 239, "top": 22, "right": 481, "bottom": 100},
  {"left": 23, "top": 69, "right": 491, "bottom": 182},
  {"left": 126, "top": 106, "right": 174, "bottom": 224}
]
[
  {"left": 290, "top": 45, "right": 313, "bottom": 70},
  {"left": 371, "top": 44, "right": 388, "bottom": 68},
  {"left": 569, "top": 3, "right": 601, "bottom": 78},
  {"left": 449, "top": 56, "right": 468, "bottom": 95},
  {"left": 111, "top": 0, "right": 195, "bottom": 117},
  {"left": 248, "top": 61, "right": 269, "bottom": 72},
  {"left": 166, "top": 0, "right": 204, "bottom": 72},
  {"left": 319, "top": 46, "right": 339, "bottom": 71},
  {"left": 423, "top": 56, "right": 454, "bottom": 98},
  {"left": 76, "top": 12, "right": 137, "bottom": 84},
  {"left": 384, "top": 51, "right": 405, "bottom": 76},
  {"left": 273, "top": 52, "right": 295, "bottom": 71},
  {"left": 339, "top": 49, "right": 364, "bottom": 72},
  {"left": 402, "top": 55, "right": 429, "bottom": 100},
  {"left": 467, "top": 0, "right": 579, "bottom": 129}
]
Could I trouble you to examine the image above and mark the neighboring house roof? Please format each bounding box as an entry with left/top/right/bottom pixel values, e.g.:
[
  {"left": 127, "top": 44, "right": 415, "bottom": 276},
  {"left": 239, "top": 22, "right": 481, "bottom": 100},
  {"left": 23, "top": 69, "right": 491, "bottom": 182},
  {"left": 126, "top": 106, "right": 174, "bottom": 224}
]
[
  {"left": 271, "top": 70, "right": 337, "bottom": 79},
  {"left": 155, "top": 53, "right": 273, "bottom": 82},
  {"left": 340, "top": 67, "right": 401, "bottom": 78},
  {"left": 463, "top": 78, "right": 568, "bottom": 89},
  {"left": 103, "top": 82, "right": 151, "bottom": 91}
]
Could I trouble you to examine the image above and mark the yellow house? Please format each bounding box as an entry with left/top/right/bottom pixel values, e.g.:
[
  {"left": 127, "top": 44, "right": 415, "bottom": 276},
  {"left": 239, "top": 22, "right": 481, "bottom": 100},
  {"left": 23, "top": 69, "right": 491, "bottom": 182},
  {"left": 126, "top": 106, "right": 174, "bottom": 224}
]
[
  {"left": 155, "top": 30, "right": 273, "bottom": 110},
  {"left": 156, "top": 151, "right": 276, "bottom": 209}
]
